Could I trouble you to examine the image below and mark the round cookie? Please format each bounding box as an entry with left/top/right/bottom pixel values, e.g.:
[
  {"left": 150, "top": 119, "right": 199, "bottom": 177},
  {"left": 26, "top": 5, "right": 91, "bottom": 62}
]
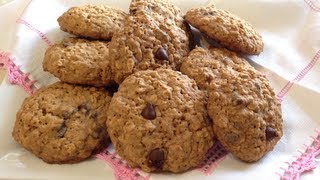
[
  {"left": 43, "top": 37, "right": 113, "bottom": 87},
  {"left": 184, "top": 6, "right": 264, "bottom": 55},
  {"left": 207, "top": 67, "right": 283, "bottom": 162},
  {"left": 58, "top": 5, "right": 127, "bottom": 40},
  {"left": 180, "top": 47, "right": 255, "bottom": 90},
  {"left": 107, "top": 69, "right": 214, "bottom": 172},
  {"left": 12, "top": 82, "right": 112, "bottom": 164},
  {"left": 109, "top": 0, "right": 189, "bottom": 84}
]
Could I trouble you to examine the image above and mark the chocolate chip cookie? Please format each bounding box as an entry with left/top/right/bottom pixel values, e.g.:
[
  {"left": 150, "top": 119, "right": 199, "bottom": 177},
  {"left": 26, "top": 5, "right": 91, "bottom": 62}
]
[
  {"left": 107, "top": 69, "right": 214, "bottom": 172},
  {"left": 109, "top": 0, "right": 189, "bottom": 83},
  {"left": 207, "top": 67, "right": 283, "bottom": 162},
  {"left": 12, "top": 82, "right": 112, "bottom": 164},
  {"left": 180, "top": 47, "right": 254, "bottom": 90},
  {"left": 184, "top": 6, "right": 263, "bottom": 55},
  {"left": 58, "top": 5, "right": 127, "bottom": 40},
  {"left": 43, "top": 37, "right": 113, "bottom": 87}
]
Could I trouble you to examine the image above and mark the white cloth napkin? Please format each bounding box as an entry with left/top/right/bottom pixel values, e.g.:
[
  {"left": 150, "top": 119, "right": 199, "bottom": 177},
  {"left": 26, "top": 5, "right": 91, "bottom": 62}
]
[{"left": 1, "top": 0, "right": 320, "bottom": 179}]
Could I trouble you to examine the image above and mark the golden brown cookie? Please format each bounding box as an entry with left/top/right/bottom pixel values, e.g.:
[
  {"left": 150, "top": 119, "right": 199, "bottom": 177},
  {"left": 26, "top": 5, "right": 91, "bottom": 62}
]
[
  {"left": 107, "top": 69, "right": 214, "bottom": 173},
  {"left": 184, "top": 6, "right": 263, "bottom": 55},
  {"left": 58, "top": 5, "right": 127, "bottom": 40},
  {"left": 109, "top": 0, "right": 189, "bottom": 84},
  {"left": 180, "top": 47, "right": 254, "bottom": 90},
  {"left": 207, "top": 66, "right": 283, "bottom": 162},
  {"left": 12, "top": 82, "right": 112, "bottom": 164},
  {"left": 43, "top": 37, "right": 113, "bottom": 87}
]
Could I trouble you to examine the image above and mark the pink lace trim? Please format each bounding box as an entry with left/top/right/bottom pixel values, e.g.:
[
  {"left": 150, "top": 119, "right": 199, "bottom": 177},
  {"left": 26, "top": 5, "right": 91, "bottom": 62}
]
[
  {"left": 277, "top": 50, "right": 320, "bottom": 101},
  {"left": 96, "top": 141, "right": 228, "bottom": 179},
  {"left": 16, "top": 19, "right": 53, "bottom": 46},
  {"left": 278, "top": 130, "right": 320, "bottom": 180},
  {"left": 0, "top": 52, "right": 36, "bottom": 94},
  {"left": 198, "top": 141, "right": 228, "bottom": 175},
  {"left": 304, "top": 0, "right": 320, "bottom": 12},
  {"left": 95, "top": 148, "right": 150, "bottom": 180}
]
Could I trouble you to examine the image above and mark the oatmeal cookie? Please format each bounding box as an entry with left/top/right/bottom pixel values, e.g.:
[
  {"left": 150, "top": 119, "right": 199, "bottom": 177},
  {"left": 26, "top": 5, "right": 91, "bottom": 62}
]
[
  {"left": 107, "top": 69, "right": 214, "bottom": 172},
  {"left": 58, "top": 5, "right": 127, "bottom": 40},
  {"left": 185, "top": 6, "right": 263, "bottom": 55},
  {"left": 12, "top": 82, "right": 112, "bottom": 163},
  {"left": 43, "top": 37, "right": 113, "bottom": 86}
]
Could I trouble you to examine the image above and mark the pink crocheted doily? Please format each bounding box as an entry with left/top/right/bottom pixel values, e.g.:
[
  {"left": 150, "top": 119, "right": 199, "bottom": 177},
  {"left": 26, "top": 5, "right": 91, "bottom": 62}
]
[{"left": 0, "top": 52, "right": 36, "bottom": 94}]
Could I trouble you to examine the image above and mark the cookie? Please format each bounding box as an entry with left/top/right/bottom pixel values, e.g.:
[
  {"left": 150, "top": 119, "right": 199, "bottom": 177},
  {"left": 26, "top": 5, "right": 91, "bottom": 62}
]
[
  {"left": 184, "top": 6, "right": 264, "bottom": 55},
  {"left": 58, "top": 5, "right": 127, "bottom": 40},
  {"left": 12, "top": 82, "right": 112, "bottom": 164},
  {"left": 107, "top": 69, "right": 214, "bottom": 172},
  {"left": 180, "top": 47, "right": 254, "bottom": 90},
  {"left": 43, "top": 37, "right": 113, "bottom": 87},
  {"left": 129, "top": 0, "right": 183, "bottom": 22},
  {"left": 207, "top": 66, "right": 283, "bottom": 162},
  {"left": 109, "top": 0, "right": 189, "bottom": 83}
]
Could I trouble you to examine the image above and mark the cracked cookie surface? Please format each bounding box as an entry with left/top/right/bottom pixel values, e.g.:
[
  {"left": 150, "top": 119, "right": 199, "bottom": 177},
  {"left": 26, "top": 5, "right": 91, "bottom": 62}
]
[
  {"left": 58, "top": 5, "right": 127, "bottom": 40},
  {"left": 107, "top": 69, "right": 214, "bottom": 172},
  {"left": 12, "top": 82, "right": 112, "bottom": 163},
  {"left": 185, "top": 6, "right": 263, "bottom": 55}
]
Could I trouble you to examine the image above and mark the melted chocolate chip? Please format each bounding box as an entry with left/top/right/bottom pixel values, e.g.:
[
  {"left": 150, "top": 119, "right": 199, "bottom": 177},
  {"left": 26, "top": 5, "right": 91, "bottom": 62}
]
[
  {"left": 105, "top": 83, "right": 119, "bottom": 96},
  {"left": 141, "top": 103, "right": 156, "bottom": 120},
  {"left": 57, "top": 123, "right": 67, "bottom": 138},
  {"left": 148, "top": 148, "right": 165, "bottom": 169},
  {"left": 154, "top": 47, "right": 168, "bottom": 61},
  {"left": 265, "top": 127, "right": 278, "bottom": 141}
]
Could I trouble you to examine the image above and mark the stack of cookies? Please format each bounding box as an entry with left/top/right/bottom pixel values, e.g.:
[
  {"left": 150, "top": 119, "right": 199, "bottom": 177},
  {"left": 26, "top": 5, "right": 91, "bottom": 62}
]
[{"left": 12, "top": 0, "right": 283, "bottom": 173}]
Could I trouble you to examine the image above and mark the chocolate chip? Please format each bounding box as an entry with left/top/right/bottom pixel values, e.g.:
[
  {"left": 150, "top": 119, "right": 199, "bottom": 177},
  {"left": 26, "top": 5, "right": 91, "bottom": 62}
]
[
  {"left": 148, "top": 148, "right": 164, "bottom": 169},
  {"left": 187, "top": 24, "right": 203, "bottom": 49},
  {"left": 154, "top": 47, "right": 168, "bottom": 61},
  {"left": 57, "top": 123, "right": 67, "bottom": 138},
  {"left": 265, "top": 127, "right": 278, "bottom": 141},
  {"left": 141, "top": 103, "right": 156, "bottom": 120},
  {"left": 105, "top": 83, "right": 119, "bottom": 96}
]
